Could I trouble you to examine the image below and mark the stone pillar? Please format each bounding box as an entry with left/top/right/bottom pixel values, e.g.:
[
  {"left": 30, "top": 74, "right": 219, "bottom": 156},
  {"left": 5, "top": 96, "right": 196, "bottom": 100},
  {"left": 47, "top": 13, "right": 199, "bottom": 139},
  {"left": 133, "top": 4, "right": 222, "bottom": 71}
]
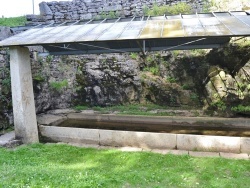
[{"left": 10, "top": 46, "right": 39, "bottom": 143}]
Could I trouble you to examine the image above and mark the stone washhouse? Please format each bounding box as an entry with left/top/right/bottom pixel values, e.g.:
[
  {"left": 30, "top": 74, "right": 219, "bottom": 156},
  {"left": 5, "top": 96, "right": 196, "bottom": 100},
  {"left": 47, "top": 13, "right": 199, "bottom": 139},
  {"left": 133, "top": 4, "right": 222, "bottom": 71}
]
[{"left": 1, "top": 11, "right": 250, "bottom": 143}]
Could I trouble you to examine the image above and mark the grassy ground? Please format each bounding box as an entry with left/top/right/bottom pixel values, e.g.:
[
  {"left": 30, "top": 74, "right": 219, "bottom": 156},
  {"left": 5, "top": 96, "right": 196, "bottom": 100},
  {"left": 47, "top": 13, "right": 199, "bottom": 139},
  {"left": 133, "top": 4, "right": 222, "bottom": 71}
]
[
  {"left": 0, "top": 16, "right": 26, "bottom": 27},
  {"left": 74, "top": 104, "right": 200, "bottom": 116},
  {"left": 0, "top": 143, "right": 249, "bottom": 188}
]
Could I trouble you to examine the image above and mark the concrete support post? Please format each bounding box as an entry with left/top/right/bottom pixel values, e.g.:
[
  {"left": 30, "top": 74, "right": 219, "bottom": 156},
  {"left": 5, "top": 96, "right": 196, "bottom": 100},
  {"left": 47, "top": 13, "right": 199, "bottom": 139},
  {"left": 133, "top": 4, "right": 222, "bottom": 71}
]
[{"left": 10, "top": 46, "right": 39, "bottom": 143}]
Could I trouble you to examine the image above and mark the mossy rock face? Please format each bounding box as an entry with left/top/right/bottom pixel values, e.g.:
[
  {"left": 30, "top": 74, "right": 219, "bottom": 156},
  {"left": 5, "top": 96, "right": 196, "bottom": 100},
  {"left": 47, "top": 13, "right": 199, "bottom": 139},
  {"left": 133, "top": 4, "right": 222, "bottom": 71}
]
[
  {"left": 140, "top": 73, "right": 201, "bottom": 107},
  {"left": 203, "top": 44, "right": 250, "bottom": 116},
  {"left": 0, "top": 112, "right": 12, "bottom": 131}
]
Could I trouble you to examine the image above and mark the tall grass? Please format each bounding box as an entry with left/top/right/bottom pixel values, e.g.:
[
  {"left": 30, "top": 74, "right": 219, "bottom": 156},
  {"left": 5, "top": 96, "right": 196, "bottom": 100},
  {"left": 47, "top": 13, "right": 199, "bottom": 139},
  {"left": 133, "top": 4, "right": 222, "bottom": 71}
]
[{"left": 0, "top": 16, "right": 27, "bottom": 27}]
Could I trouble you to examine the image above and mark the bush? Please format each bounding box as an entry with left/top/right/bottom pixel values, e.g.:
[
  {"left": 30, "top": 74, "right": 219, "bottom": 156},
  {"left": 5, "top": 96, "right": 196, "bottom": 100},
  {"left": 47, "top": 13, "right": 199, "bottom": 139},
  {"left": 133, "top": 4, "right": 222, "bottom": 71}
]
[
  {"left": 144, "top": 67, "right": 160, "bottom": 76},
  {"left": 144, "top": 3, "right": 192, "bottom": 16},
  {"left": 49, "top": 79, "right": 68, "bottom": 91},
  {"left": 130, "top": 52, "right": 139, "bottom": 60},
  {"left": 231, "top": 105, "right": 250, "bottom": 114},
  {"left": 166, "top": 76, "right": 177, "bottom": 83}
]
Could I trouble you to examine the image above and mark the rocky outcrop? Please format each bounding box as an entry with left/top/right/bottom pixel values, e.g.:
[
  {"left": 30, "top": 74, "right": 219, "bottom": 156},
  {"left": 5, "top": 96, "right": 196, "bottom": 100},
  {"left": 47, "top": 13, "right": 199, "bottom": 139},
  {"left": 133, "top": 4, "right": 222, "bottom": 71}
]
[{"left": 77, "top": 54, "right": 142, "bottom": 106}]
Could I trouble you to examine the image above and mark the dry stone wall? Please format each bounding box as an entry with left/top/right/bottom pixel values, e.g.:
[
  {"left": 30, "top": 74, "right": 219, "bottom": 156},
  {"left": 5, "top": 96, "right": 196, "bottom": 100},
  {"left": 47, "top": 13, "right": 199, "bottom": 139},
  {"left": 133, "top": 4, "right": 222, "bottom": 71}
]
[
  {"left": 28, "top": 0, "right": 204, "bottom": 23},
  {"left": 0, "top": 27, "right": 13, "bottom": 131}
]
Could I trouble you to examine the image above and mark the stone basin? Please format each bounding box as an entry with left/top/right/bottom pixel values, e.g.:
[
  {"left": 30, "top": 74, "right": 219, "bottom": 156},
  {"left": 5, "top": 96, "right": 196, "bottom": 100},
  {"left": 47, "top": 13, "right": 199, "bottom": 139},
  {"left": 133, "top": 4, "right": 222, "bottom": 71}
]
[{"left": 37, "top": 113, "right": 250, "bottom": 153}]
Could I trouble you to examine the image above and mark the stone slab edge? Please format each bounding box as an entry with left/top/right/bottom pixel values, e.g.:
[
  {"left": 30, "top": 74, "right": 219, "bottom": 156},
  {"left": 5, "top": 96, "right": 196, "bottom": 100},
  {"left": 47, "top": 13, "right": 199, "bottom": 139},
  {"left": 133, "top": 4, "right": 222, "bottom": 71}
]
[
  {"left": 38, "top": 125, "right": 250, "bottom": 153},
  {"left": 177, "top": 134, "right": 241, "bottom": 153}
]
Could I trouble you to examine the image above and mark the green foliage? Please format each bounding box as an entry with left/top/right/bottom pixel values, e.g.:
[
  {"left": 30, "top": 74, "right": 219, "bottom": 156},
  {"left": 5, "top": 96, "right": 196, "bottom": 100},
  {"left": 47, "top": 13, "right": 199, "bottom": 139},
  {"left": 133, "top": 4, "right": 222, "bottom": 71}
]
[
  {"left": 0, "top": 16, "right": 27, "bottom": 27},
  {"left": 142, "top": 5, "right": 150, "bottom": 15},
  {"left": 129, "top": 52, "right": 139, "bottom": 60},
  {"left": 49, "top": 79, "right": 68, "bottom": 91},
  {"left": 190, "top": 93, "right": 199, "bottom": 103},
  {"left": 211, "top": 100, "right": 226, "bottom": 111},
  {"left": 144, "top": 67, "right": 160, "bottom": 76},
  {"left": 172, "top": 50, "right": 181, "bottom": 58},
  {"left": 0, "top": 143, "right": 250, "bottom": 187},
  {"left": 96, "top": 11, "right": 119, "bottom": 19},
  {"left": 46, "top": 55, "right": 54, "bottom": 63},
  {"left": 231, "top": 105, "right": 250, "bottom": 114},
  {"left": 33, "top": 74, "right": 45, "bottom": 83},
  {"left": 74, "top": 105, "right": 89, "bottom": 111},
  {"left": 166, "top": 76, "right": 177, "bottom": 83},
  {"left": 144, "top": 3, "right": 192, "bottom": 16},
  {"left": 190, "top": 49, "right": 207, "bottom": 56},
  {"left": 107, "top": 11, "right": 117, "bottom": 19},
  {"left": 182, "top": 84, "right": 192, "bottom": 90},
  {"left": 73, "top": 104, "right": 174, "bottom": 116},
  {"left": 202, "top": 0, "right": 214, "bottom": 13}
]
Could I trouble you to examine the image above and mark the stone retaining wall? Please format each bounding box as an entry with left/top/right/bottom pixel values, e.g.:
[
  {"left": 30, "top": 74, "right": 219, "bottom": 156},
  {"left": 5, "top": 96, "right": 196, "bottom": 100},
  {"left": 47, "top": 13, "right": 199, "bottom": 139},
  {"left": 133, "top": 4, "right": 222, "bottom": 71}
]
[{"left": 28, "top": 0, "right": 205, "bottom": 23}]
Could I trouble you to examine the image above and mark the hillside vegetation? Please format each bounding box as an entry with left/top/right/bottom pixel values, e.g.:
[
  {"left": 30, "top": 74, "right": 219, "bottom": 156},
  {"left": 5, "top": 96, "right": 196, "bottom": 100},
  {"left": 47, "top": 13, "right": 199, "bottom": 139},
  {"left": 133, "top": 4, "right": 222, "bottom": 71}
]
[{"left": 0, "top": 16, "right": 26, "bottom": 27}]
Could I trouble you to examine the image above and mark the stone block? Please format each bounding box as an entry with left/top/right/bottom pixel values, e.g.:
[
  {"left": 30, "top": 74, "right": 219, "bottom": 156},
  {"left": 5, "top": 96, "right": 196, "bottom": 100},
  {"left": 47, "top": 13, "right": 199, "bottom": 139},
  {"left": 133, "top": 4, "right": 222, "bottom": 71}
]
[
  {"left": 0, "top": 26, "right": 13, "bottom": 41},
  {"left": 168, "top": 150, "right": 189, "bottom": 155},
  {"left": 151, "top": 149, "right": 170, "bottom": 154},
  {"left": 37, "top": 114, "right": 66, "bottom": 126},
  {"left": 80, "top": 13, "right": 92, "bottom": 20},
  {"left": 68, "top": 142, "right": 99, "bottom": 149},
  {"left": 220, "top": 152, "right": 249, "bottom": 160},
  {"left": 47, "top": 108, "right": 76, "bottom": 115},
  {"left": 189, "top": 151, "right": 220, "bottom": 158},
  {"left": 118, "top": 147, "right": 143, "bottom": 152},
  {"left": 0, "top": 131, "right": 15, "bottom": 146},
  {"left": 99, "top": 130, "right": 176, "bottom": 149},
  {"left": 240, "top": 137, "right": 250, "bottom": 153},
  {"left": 177, "top": 134, "right": 241, "bottom": 153},
  {"left": 39, "top": 2, "right": 53, "bottom": 15},
  {"left": 39, "top": 125, "right": 99, "bottom": 144}
]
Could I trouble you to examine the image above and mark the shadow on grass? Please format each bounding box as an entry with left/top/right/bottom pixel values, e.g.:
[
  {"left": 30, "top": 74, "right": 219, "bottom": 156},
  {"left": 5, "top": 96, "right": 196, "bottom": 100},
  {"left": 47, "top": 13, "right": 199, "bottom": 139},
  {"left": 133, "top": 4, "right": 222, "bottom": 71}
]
[{"left": 0, "top": 143, "right": 249, "bottom": 187}]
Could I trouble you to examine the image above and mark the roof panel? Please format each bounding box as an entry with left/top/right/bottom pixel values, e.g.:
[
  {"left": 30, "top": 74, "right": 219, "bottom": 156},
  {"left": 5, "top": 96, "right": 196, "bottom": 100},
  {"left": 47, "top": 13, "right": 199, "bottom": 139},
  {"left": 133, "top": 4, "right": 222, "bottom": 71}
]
[
  {"left": 140, "top": 20, "right": 165, "bottom": 39},
  {"left": 0, "top": 11, "right": 250, "bottom": 54},
  {"left": 215, "top": 15, "right": 250, "bottom": 35},
  {"left": 97, "top": 22, "right": 128, "bottom": 40},
  {"left": 199, "top": 17, "right": 232, "bottom": 35},
  {"left": 182, "top": 18, "right": 205, "bottom": 36},
  {"left": 162, "top": 19, "right": 185, "bottom": 37},
  {"left": 118, "top": 21, "right": 145, "bottom": 39},
  {"left": 232, "top": 15, "right": 250, "bottom": 27},
  {"left": 58, "top": 24, "right": 97, "bottom": 43}
]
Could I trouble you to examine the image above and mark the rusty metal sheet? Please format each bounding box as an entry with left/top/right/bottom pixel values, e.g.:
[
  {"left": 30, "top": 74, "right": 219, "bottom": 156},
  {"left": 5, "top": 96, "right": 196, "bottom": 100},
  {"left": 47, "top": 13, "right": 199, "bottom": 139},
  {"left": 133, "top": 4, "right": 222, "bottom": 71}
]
[
  {"left": 162, "top": 19, "right": 185, "bottom": 37},
  {"left": 140, "top": 20, "right": 164, "bottom": 39},
  {"left": 181, "top": 18, "right": 205, "bottom": 36},
  {"left": 199, "top": 17, "right": 232, "bottom": 35},
  {"left": 118, "top": 21, "right": 145, "bottom": 39}
]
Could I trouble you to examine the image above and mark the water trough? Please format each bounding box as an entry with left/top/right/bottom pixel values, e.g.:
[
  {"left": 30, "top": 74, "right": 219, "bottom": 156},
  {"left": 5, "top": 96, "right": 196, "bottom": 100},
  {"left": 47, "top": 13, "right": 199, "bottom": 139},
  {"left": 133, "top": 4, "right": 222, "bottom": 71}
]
[{"left": 37, "top": 113, "right": 250, "bottom": 154}]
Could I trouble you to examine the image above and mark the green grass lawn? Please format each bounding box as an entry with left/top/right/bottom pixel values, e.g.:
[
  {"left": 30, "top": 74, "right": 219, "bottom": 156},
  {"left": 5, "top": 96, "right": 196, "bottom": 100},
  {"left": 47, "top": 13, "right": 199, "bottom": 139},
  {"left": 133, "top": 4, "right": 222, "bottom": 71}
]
[{"left": 0, "top": 144, "right": 249, "bottom": 187}]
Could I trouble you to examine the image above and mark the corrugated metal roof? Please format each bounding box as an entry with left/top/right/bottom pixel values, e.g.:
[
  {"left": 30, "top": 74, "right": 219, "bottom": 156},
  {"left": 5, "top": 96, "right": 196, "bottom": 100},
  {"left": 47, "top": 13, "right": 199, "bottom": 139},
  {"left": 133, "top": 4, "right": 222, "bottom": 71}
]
[{"left": 1, "top": 11, "right": 250, "bottom": 54}]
